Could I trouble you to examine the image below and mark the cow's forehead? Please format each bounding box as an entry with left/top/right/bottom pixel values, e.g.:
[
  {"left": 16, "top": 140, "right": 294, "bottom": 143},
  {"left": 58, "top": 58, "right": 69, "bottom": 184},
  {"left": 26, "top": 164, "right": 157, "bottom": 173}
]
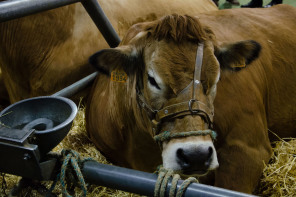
[
  {"left": 143, "top": 41, "right": 199, "bottom": 94},
  {"left": 144, "top": 41, "right": 198, "bottom": 72}
]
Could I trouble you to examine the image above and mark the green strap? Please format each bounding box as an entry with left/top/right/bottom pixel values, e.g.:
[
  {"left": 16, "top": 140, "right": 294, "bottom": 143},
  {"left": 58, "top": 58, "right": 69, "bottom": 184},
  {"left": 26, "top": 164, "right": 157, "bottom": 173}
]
[{"left": 154, "top": 130, "right": 217, "bottom": 143}]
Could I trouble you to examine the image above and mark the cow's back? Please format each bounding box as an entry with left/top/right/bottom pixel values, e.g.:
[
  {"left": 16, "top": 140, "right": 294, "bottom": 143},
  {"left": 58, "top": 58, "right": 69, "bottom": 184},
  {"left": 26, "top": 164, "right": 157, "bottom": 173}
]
[
  {"left": 0, "top": 4, "right": 95, "bottom": 102},
  {"left": 0, "top": 0, "right": 217, "bottom": 104},
  {"left": 198, "top": 5, "right": 296, "bottom": 139}
]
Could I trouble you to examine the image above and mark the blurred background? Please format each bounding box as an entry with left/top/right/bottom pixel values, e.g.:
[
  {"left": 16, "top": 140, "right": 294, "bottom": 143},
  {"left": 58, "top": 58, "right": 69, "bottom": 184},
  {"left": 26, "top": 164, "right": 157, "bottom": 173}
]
[{"left": 217, "top": 0, "right": 295, "bottom": 9}]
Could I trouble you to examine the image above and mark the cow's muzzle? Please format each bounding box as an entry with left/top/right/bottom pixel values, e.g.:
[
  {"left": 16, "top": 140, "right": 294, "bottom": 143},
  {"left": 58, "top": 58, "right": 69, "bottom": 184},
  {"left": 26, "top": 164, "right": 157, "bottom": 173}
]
[
  {"left": 177, "top": 145, "right": 213, "bottom": 174},
  {"left": 162, "top": 139, "right": 219, "bottom": 175}
]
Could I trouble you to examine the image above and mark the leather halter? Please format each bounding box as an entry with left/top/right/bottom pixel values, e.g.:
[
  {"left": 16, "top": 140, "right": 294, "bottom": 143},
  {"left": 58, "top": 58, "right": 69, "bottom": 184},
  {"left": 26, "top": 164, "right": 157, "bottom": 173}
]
[{"left": 137, "top": 43, "right": 214, "bottom": 136}]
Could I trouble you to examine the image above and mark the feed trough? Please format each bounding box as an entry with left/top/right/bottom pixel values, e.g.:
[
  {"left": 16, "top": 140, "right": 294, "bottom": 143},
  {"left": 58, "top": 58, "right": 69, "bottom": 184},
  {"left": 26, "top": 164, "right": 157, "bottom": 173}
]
[
  {"left": 0, "top": 96, "right": 77, "bottom": 179},
  {"left": 0, "top": 96, "right": 77, "bottom": 156}
]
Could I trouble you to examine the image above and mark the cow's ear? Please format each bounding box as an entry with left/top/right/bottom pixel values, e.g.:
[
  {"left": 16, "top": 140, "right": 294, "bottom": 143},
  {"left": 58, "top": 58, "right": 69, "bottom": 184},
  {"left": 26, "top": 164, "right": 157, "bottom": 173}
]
[
  {"left": 89, "top": 45, "right": 140, "bottom": 76},
  {"left": 216, "top": 40, "right": 261, "bottom": 71}
]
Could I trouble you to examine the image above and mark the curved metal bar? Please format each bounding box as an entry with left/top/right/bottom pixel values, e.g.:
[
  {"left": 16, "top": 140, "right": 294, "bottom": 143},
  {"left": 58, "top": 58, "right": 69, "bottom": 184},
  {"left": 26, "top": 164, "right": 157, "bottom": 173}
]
[
  {"left": 82, "top": 160, "right": 257, "bottom": 197},
  {"left": 0, "top": 0, "right": 121, "bottom": 47},
  {"left": 0, "top": 0, "right": 80, "bottom": 22},
  {"left": 81, "top": 0, "right": 121, "bottom": 48},
  {"left": 53, "top": 72, "right": 98, "bottom": 98}
]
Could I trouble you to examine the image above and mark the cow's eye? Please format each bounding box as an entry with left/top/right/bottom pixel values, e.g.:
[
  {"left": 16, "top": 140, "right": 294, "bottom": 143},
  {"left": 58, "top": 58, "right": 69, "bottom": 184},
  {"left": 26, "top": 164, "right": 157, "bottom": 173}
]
[{"left": 148, "top": 74, "right": 161, "bottom": 90}]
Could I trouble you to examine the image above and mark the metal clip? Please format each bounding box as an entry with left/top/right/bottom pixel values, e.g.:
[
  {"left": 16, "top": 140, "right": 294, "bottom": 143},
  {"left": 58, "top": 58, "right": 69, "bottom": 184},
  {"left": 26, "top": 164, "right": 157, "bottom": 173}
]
[{"left": 188, "top": 99, "right": 200, "bottom": 113}]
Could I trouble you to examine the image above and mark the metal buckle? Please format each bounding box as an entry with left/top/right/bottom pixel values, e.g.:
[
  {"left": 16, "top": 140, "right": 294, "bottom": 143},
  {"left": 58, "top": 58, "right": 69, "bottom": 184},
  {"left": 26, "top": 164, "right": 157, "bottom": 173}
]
[{"left": 188, "top": 99, "right": 200, "bottom": 113}]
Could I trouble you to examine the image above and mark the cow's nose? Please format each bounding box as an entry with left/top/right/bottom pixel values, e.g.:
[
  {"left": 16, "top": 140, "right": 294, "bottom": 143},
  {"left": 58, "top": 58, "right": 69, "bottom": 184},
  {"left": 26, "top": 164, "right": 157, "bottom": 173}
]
[{"left": 176, "top": 146, "right": 213, "bottom": 173}]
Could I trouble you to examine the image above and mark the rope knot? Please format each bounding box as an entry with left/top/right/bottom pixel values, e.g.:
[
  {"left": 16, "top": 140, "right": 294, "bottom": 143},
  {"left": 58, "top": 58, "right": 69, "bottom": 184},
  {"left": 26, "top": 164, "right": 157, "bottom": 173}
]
[
  {"left": 154, "top": 166, "right": 198, "bottom": 197},
  {"left": 49, "top": 149, "right": 94, "bottom": 197}
]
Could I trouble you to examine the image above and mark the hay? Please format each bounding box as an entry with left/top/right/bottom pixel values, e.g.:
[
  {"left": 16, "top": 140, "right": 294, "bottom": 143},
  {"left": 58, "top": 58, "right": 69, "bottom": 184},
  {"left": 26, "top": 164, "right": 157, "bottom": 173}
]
[
  {"left": 0, "top": 104, "right": 295, "bottom": 196},
  {"left": 257, "top": 137, "right": 296, "bottom": 197}
]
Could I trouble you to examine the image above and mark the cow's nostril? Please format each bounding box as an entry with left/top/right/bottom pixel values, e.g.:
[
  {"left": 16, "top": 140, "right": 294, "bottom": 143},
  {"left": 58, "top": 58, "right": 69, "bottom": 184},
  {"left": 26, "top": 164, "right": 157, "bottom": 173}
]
[
  {"left": 205, "top": 147, "right": 213, "bottom": 168},
  {"left": 176, "top": 148, "right": 190, "bottom": 168},
  {"left": 176, "top": 146, "right": 214, "bottom": 172},
  {"left": 208, "top": 147, "right": 213, "bottom": 159}
]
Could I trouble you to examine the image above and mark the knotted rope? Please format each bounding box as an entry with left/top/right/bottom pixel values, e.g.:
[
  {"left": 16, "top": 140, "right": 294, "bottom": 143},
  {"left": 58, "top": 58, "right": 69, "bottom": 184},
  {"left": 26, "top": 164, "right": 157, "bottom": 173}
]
[
  {"left": 154, "top": 166, "right": 198, "bottom": 197},
  {"left": 48, "top": 149, "right": 199, "bottom": 197},
  {"left": 154, "top": 130, "right": 217, "bottom": 143},
  {"left": 153, "top": 130, "right": 215, "bottom": 196},
  {"left": 49, "top": 149, "right": 93, "bottom": 197}
]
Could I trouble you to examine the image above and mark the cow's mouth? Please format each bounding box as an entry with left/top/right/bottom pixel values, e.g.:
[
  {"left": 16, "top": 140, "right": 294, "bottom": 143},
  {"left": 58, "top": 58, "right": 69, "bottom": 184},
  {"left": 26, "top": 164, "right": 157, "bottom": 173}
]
[
  {"left": 177, "top": 161, "right": 210, "bottom": 176},
  {"left": 181, "top": 169, "right": 209, "bottom": 176},
  {"left": 176, "top": 147, "right": 213, "bottom": 176},
  {"left": 161, "top": 141, "right": 219, "bottom": 178}
]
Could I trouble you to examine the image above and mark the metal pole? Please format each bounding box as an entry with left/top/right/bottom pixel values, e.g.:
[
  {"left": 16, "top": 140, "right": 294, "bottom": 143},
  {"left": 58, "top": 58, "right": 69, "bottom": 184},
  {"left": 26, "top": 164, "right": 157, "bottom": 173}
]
[
  {"left": 0, "top": 0, "right": 80, "bottom": 22},
  {"left": 52, "top": 72, "right": 98, "bottom": 98},
  {"left": 81, "top": 0, "right": 121, "bottom": 48},
  {"left": 0, "top": 0, "right": 121, "bottom": 47},
  {"left": 53, "top": 0, "right": 123, "bottom": 96},
  {"left": 53, "top": 0, "right": 122, "bottom": 95},
  {"left": 82, "top": 161, "right": 257, "bottom": 197},
  {"left": 0, "top": 0, "right": 121, "bottom": 96}
]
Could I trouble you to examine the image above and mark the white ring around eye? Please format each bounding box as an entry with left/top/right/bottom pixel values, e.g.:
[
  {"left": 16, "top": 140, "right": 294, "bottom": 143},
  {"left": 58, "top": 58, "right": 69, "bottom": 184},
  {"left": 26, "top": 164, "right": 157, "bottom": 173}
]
[{"left": 147, "top": 70, "right": 163, "bottom": 92}]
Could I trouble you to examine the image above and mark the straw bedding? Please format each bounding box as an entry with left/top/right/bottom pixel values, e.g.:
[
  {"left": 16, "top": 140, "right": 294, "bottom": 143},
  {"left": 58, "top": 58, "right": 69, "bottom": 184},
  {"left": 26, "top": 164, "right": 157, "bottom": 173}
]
[
  {"left": 255, "top": 137, "right": 296, "bottom": 196},
  {"left": 0, "top": 105, "right": 295, "bottom": 196}
]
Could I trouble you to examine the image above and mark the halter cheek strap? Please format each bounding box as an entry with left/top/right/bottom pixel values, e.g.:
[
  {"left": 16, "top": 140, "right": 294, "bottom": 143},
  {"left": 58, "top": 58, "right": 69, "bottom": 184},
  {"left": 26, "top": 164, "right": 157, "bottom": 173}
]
[
  {"left": 193, "top": 42, "right": 204, "bottom": 99},
  {"left": 152, "top": 43, "right": 214, "bottom": 129},
  {"left": 137, "top": 42, "right": 216, "bottom": 142}
]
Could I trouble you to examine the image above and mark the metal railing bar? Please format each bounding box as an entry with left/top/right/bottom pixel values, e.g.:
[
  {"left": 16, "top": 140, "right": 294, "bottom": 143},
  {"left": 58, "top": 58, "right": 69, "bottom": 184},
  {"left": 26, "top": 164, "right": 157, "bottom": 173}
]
[
  {"left": 0, "top": 0, "right": 121, "bottom": 96},
  {"left": 83, "top": 160, "right": 257, "bottom": 197},
  {"left": 0, "top": 0, "right": 121, "bottom": 47},
  {"left": 52, "top": 72, "right": 98, "bottom": 97},
  {"left": 0, "top": 0, "right": 80, "bottom": 22},
  {"left": 81, "top": 0, "right": 121, "bottom": 48}
]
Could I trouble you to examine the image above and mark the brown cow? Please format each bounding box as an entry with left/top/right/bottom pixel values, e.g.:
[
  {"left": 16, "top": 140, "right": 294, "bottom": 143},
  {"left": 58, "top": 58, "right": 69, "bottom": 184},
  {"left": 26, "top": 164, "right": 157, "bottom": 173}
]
[
  {"left": 86, "top": 5, "right": 296, "bottom": 193},
  {"left": 0, "top": 0, "right": 217, "bottom": 106}
]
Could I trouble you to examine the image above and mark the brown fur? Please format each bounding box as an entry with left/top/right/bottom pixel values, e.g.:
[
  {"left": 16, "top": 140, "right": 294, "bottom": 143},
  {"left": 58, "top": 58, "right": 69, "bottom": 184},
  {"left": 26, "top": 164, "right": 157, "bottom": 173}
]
[
  {"left": 0, "top": 69, "right": 9, "bottom": 110},
  {"left": 0, "top": 0, "right": 217, "bottom": 106},
  {"left": 150, "top": 14, "right": 207, "bottom": 43},
  {"left": 87, "top": 5, "right": 296, "bottom": 193}
]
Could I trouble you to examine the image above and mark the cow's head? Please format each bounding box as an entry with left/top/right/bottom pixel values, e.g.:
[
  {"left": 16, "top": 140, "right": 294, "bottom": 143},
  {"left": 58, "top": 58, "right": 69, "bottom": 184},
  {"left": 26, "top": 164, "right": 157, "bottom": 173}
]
[{"left": 89, "top": 14, "right": 261, "bottom": 175}]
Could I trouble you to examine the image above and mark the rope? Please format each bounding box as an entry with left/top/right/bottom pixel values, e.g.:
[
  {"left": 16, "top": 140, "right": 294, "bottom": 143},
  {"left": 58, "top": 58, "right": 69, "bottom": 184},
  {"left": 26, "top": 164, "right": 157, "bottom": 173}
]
[
  {"left": 169, "top": 174, "right": 180, "bottom": 197},
  {"left": 154, "top": 130, "right": 217, "bottom": 143},
  {"left": 176, "top": 177, "right": 197, "bottom": 197},
  {"left": 48, "top": 149, "right": 93, "bottom": 197},
  {"left": 154, "top": 166, "right": 198, "bottom": 197}
]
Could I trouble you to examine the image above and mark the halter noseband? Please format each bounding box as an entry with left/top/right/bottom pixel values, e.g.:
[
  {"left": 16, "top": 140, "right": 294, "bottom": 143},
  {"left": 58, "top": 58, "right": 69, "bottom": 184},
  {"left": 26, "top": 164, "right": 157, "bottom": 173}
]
[{"left": 137, "top": 43, "right": 216, "bottom": 143}]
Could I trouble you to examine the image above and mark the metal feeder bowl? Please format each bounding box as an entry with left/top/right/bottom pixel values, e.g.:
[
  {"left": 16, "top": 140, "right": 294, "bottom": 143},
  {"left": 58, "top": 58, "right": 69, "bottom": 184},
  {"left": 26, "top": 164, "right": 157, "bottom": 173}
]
[{"left": 0, "top": 96, "right": 77, "bottom": 157}]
